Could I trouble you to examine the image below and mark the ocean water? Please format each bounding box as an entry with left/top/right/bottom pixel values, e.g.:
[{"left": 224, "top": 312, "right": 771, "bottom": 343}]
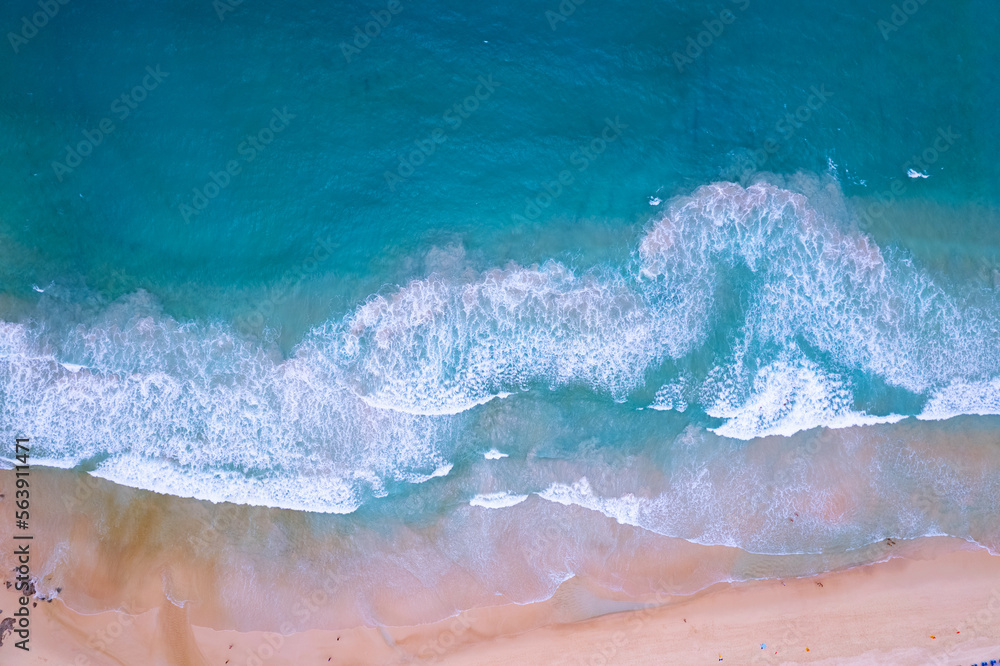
[{"left": 2, "top": 0, "right": 1000, "bottom": 617}]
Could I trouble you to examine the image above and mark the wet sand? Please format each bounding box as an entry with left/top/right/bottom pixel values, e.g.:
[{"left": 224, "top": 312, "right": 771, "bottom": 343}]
[{"left": 1, "top": 467, "right": 999, "bottom": 665}]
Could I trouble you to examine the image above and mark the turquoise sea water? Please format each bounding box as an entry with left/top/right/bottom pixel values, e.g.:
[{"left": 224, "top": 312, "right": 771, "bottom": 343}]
[{"left": 2, "top": 0, "right": 1000, "bottom": 598}]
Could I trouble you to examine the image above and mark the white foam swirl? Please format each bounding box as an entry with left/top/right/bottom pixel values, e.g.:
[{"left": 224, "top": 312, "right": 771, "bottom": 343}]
[
  {"left": 2, "top": 177, "right": 998, "bottom": 514},
  {"left": 0, "top": 295, "right": 451, "bottom": 513},
  {"left": 327, "top": 262, "right": 662, "bottom": 413}
]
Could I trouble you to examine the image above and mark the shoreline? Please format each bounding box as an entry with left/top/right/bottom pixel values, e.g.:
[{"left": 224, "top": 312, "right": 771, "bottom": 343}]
[
  {"left": 3, "top": 540, "right": 999, "bottom": 664},
  {"left": 2, "top": 468, "right": 1000, "bottom": 664}
]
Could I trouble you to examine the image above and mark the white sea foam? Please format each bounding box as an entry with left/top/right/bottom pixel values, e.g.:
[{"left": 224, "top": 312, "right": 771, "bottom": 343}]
[
  {"left": 313, "top": 178, "right": 997, "bottom": 438},
  {"left": 705, "top": 353, "right": 905, "bottom": 439},
  {"left": 329, "top": 262, "right": 664, "bottom": 414},
  {"left": 469, "top": 492, "right": 529, "bottom": 509},
  {"left": 91, "top": 455, "right": 363, "bottom": 513},
  {"left": 532, "top": 421, "right": 1000, "bottom": 555},
  {"left": 484, "top": 448, "right": 508, "bottom": 460},
  {"left": 649, "top": 377, "right": 688, "bottom": 413},
  {"left": 3, "top": 178, "right": 999, "bottom": 510},
  {"left": 0, "top": 298, "right": 452, "bottom": 514},
  {"left": 537, "top": 478, "right": 643, "bottom": 528},
  {"left": 405, "top": 463, "right": 454, "bottom": 484},
  {"left": 637, "top": 179, "right": 998, "bottom": 437},
  {"left": 918, "top": 377, "right": 1000, "bottom": 421}
]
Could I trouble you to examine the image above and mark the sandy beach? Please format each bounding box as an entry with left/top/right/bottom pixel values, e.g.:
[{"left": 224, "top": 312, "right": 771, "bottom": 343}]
[
  {"left": 2, "top": 466, "right": 999, "bottom": 665},
  {"left": 3, "top": 0, "right": 999, "bottom": 662}
]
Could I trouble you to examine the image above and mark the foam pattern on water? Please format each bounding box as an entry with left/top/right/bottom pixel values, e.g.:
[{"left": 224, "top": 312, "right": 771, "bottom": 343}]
[
  {"left": 638, "top": 180, "right": 999, "bottom": 432},
  {"left": 534, "top": 423, "right": 1000, "bottom": 554},
  {"left": 306, "top": 180, "right": 999, "bottom": 434},
  {"left": 0, "top": 293, "right": 451, "bottom": 512},
  {"left": 2, "top": 178, "right": 999, "bottom": 514},
  {"left": 470, "top": 491, "right": 530, "bottom": 509},
  {"left": 704, "top": 350, "right": 905, "bottom": 439},
  {"left": 325, "top": 262, "right": 661, "bottom": 413}
]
